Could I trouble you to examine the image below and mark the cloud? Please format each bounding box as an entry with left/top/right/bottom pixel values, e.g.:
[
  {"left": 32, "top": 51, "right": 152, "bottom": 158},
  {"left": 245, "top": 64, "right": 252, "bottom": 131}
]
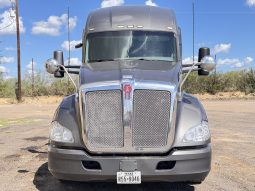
[
  {"left": 244, "top": 57, "right": 253, "bottom": 64},
  {"left": 3, "top": 75, "right": 13, "bottom": 79},
  {"left": 182, "top": 56, "right": 198, "bottom": 65},
  {"left": 0, "top": 65, "right": 7, "bottom": 73},
  {"left": 246, "top": 0, "right": 255, "bottom": 7},
  {"left": 101, "top": 0, "right": 124, "bottom": 8},
  {"left": 65, "top": 58, "right": 82, "bottom": 66},
  {"left": 31, "top": 14, "right": 77, "bottom": 36},
  {"left": 218, "top": 57, "right": 253, "bottom": 68},
  {"left": 218, "top": 58, "right": 240, "bottom": 67},
  {"left": 4, "top": 47, "right": 15, "bottom": 51},
  {"left": 0, "top": 56, "right": 14, "bottom": 63},
  {"left": 26, "top": 60, "right": 36, "bottom": 75},
  {"left": 145, "top": 0, "right": 158, "bottom": 6},
  {"left": 0, "top": 9, "right": 25, "bottom": 35},
  {"left": 0, "top": 0, "right": 12, "bottom": 8},
  {"left": 61, "top": 39, "right": 82, "bottom": 51},
  {"left": 183, "top": 55, "right": 254, "bottom": 68},
  {"left": 213, "top": 43, "right": 231, "bottom": 54}
]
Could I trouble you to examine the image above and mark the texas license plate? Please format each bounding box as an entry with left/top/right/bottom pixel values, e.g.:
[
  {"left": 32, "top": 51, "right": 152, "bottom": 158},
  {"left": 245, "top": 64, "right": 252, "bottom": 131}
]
[{"left": 117, "top": 171, "right": 141, "bottom": 184}]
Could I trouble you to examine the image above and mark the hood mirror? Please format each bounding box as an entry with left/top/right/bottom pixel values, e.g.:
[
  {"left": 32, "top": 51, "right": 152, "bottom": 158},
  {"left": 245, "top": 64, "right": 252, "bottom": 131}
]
[{"left": 45, "top": 58, "right": 59, "bottom": 74}]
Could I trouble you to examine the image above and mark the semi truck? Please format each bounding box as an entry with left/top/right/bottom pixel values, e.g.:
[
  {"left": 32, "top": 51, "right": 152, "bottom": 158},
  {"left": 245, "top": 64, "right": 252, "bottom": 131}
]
[{"left": 45, "top": 5, "right": 215, "bottom": 184}]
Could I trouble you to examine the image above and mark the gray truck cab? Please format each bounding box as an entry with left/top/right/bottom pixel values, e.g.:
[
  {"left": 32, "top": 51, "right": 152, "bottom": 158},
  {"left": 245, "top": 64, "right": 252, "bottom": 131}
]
[{"left": 45, "top": 6, "right": 215, "bottom": 184}]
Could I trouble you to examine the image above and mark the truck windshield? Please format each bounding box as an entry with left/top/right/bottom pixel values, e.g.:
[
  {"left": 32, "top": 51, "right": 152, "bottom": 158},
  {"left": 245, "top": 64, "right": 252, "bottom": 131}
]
[{"left": 86, "top": 31, "right": 177, "bottom": 63}]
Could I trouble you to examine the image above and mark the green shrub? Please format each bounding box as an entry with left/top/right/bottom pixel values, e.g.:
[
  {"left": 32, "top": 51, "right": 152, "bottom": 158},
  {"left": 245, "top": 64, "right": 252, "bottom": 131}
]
[
  {"left": 236, "top": 69, "right": 255, "bottom": 94},
  {"left": 0, "top": 74, "right": 16, "bottom": 97},
  {"left": 182, "top": 68, "right": 255, "bottom": 94},
  {"left": 0, "top": 69, "right": 255, "bottom": 98}
]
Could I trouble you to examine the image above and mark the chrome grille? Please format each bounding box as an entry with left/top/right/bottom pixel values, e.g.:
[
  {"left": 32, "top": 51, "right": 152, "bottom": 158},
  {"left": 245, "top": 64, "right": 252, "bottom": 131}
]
[
  {"left": 85, "top": 90, "right": 123, "bottom": 148},
  {"left": 132, "top": 90, "right": 171, "bottom": 147}
]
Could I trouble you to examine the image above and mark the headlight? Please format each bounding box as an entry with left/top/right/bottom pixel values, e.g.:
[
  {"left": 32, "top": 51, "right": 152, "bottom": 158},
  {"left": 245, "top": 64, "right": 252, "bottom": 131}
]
[
  {"left": 50, "top": 121, "right": 74, "bottom": 143},
  {"left": 183, "top": 121, "right": 210, "bottom": 143}
]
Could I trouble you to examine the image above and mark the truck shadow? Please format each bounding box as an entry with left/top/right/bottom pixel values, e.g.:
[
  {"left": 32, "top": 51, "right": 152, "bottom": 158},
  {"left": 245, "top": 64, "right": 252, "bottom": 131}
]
[{"left": 33, "top": 163, "right": 195, "bottom": 191}]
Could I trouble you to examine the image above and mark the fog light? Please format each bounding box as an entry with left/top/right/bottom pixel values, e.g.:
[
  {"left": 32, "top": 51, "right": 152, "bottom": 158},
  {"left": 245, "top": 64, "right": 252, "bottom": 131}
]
[
  {"left": 50, "top": 121, "right": 74, "bottom": 143},
  {"left": 183, "top": 121, "right": 210, "bottom": 143}
]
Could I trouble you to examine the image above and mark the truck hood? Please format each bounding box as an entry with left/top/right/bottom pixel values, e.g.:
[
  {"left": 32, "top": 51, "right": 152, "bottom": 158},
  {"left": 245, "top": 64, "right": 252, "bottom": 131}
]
[{"left": 80, "top": 60, "right": 181, "bottom": 86}]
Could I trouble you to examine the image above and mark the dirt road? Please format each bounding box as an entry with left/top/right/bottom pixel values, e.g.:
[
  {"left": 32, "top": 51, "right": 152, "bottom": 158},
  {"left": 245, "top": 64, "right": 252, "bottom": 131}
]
[{"left": 0, "top": 100, "right": 254, "bottom": 191}]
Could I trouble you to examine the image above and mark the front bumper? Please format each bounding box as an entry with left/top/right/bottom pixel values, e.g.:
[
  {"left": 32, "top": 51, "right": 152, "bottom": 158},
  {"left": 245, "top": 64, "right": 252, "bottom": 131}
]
[{"left": 48, "top": 144, "right": 211, "bottom": 183}]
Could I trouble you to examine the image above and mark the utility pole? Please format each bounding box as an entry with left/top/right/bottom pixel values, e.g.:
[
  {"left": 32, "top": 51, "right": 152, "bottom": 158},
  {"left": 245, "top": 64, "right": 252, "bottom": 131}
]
[
  {"left": 31, "top": 58, "right": 34, "bottom": 96},
  {"left": 15, "top": 0, "right": 21, "bottom": 102},
  {"left": 192, "top": 2, "right": 198, "bottom": 83}
]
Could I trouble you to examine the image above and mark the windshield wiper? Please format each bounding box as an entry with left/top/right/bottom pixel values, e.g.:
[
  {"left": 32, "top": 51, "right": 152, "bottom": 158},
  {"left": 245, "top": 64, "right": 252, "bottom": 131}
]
[
  {"left": 137, "top": 58, "right": 149, "bottom": 61},
  {"left": 136, "top": 58, "right": 175, "bottom": 62},
  {"left": 133, "top": 58, "right": 160, "bottom": 61},
  {"left": 89, "top": 59, "right": 116, "bottom": 63},
  {"left": 89, "top": 58, "right": 174, "bottom": 62},
  {"left": 122, "top": 58, "right": 168, "bottom": 61},
  {"left": 120, "top": 58, "right": 150, "bottom": 61}
]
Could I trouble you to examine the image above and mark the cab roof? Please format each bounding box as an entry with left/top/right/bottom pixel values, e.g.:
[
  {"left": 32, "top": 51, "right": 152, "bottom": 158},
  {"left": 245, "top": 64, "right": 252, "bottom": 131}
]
[{"left": 85, "top": 6, "right": 178, "bottom": 33}]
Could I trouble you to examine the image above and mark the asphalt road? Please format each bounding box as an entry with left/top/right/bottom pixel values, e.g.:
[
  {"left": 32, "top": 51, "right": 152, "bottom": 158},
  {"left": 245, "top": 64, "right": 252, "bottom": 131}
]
[{"left": 0, "top": 100, "right": 254, "bottom": 191}]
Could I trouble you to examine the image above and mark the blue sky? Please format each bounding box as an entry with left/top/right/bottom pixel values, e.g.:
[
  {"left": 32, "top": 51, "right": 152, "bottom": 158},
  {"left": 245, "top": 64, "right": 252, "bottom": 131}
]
[{"left": 0, "top": 0, "right": 255, "bottom": 79}]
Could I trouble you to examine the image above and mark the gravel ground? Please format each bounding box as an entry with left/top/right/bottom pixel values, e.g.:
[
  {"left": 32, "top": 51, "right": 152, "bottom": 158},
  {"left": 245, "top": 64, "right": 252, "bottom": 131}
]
[{"left": 0, "top": 100, "right": 254, "bottom": 191}]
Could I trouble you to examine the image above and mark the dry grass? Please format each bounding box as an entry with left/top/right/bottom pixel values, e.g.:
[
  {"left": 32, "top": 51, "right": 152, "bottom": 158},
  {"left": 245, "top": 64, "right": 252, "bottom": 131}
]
[
  {"left": 0, "top": 96, "right": 63, "bottom": 105},
  {"left": 195, "top": 91, "right": 255, "bottom": 100},
  {"left": 0, "top": 92, "right": 255, "bottom": 105}
]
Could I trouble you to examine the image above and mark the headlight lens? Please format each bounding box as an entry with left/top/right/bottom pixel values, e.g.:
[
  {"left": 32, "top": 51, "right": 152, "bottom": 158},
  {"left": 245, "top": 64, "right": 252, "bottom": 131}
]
[
  {"left": 50, "top": 121, "right": 74, "bottom": 143},
  {"left": 183, "top": 121, "right": 210, "bottom": 143}
]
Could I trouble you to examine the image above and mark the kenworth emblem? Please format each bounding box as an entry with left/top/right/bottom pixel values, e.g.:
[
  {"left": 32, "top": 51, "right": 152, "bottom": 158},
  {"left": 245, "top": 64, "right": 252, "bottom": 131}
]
[{"left": 124, "top": 84, "right": 132, "bottom": 100}]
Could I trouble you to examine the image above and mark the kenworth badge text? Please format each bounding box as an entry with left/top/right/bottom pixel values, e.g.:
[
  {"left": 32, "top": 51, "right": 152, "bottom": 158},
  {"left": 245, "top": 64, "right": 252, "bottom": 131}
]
[{"left": 45, "top": 6, "right": 215, "bottom": 184}]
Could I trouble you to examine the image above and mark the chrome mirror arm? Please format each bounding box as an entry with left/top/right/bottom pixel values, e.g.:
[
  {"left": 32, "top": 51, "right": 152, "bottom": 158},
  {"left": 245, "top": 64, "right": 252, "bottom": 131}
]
[
  {"left": 59, "top": 65, "right": 78, "bottom": 93},
  {"left": 179, "top": 61, "right": 198, "bottom": 92}
]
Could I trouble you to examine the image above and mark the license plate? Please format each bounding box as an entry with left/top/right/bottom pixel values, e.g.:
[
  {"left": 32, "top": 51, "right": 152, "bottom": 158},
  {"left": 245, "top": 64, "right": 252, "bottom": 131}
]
[{"left": 117, "top": 171, "right": 141, "bottom": 184}]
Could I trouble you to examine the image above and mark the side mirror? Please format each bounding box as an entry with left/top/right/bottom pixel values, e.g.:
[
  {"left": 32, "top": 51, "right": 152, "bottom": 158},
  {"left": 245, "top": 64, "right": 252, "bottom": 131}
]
[
  {"left": 198, "top": 47, "right": 211, "bottom": 75},
  {"left": 200, "top": 56, "right": 216, "bottom": 72},
  {"left": 53, "top": 50, "right": 64, "bottom": 78},
  {"left": 180, "top": 47, "right": 216, "bottom": 89},
  {"left": 45, "top": 50, "right": 79, "bottom": 92},
  {"left": 45, "top": 50, "right": 65, "bottom": 78},
  {"left": 75, "top": 43, "right": 83, "bottom": 49}
]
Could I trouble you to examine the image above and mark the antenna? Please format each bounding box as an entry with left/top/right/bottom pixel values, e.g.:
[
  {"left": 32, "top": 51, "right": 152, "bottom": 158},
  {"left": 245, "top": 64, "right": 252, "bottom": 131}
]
[
  {"left": 67, "top": 6, "right": 71, "bottom": 86},
  {"left": 192, "top": 1, "right": 195, "bottom": 65},
  {"left": 68, "top": 6, "right": 71, "bottom": 67},
  {"left": 180, "top": 1, "right": 196, "bottom": 90}
]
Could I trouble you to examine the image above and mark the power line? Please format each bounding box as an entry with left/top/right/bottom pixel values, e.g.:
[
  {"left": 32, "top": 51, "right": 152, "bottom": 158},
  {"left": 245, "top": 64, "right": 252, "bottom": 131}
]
[
  {"left": 175, "top": 11, "right": 255, "bottom": 15},
  {"left": 0, "top": 7, "right": 15, "bottom": 31},
  {"left": 0, "top": 19, "right": 15, "bottom": 30}
]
